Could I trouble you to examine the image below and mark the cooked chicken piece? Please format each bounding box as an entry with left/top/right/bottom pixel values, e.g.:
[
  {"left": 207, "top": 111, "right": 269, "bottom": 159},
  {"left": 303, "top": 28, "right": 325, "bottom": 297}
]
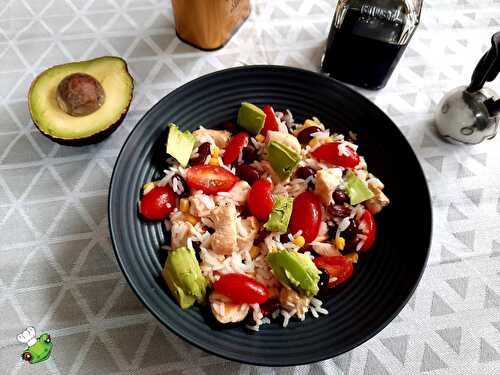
[
  {"left": 209, "top": 292, "right": 249, "bottom": 324},
  {"left": 265, "top": 130, "right": 301, "bottom": 154},
  {"left": 260, "top": 160, "right": 281, "bottom": 184},
  {"left": 367, "top": 174, "right": 384, "bottom": 190},
  {"left": 229, "top": 180, "right": 250, "bottom": 206},
  {"left": 365, "top": 185, "right": 390, "bottom": 215},
  {"left": 170, "top": 211, "right": 197, "bottom": 249},
  {"left": 237, "top": 216, "right": 259, "bottom": 253},
  {"left": 311, "top": 242, "right": 342, "bottom": 257},
  {"left": 279, "top": 287, "right": 311, "bottom": 319},
  {"left": 189, "top": 193, "right": 215, "bottom": 217},
  {"left": 315, "top": 168, "right": 343, "bottom": 206},
  {"left": 210, "top": 200, "right": 238, "bottom": 255},
  {"left": 193, "top": 128, "right": 231, "bottom": 148}
]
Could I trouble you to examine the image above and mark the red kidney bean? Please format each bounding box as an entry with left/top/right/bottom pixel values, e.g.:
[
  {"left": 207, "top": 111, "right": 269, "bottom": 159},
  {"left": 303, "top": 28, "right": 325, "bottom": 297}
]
[
  {"left": 297, "top": 126, "right": 320, "bottom": 144},
  {"left": 190, "top": 142, "right": 211, "bottom": 165},
  {"left": 221, "top": 121, "right": 239, "bottom": 134},
  {"left": 328, "top": 204, "right": 352, "bottom": 218},
  {"left": 332, "top": 188, "right": 348, "bottom": 205},
  {"left": 242, "top": 144, "right": 258, "bottom": 164},
  {"left": 236, "top": 164, "right": 260, "bottom": 185},
  {"left": 255, "top": 229, "right": 270, "bottom": 244},
  {"left": 295, "top": 166, "right": 316, "bottom": 179}
]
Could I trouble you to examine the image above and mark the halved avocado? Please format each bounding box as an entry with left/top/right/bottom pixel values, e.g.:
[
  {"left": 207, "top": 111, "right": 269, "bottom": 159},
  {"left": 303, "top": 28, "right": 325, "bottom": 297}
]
[{"left": 28, "top": 56, "right": 133, "bottom": 146}]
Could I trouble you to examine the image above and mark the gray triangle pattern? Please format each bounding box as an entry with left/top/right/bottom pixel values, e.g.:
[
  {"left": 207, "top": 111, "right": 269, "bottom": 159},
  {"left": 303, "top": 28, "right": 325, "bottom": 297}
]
[
  {"left": 456, "top": 163, "right": 475, "bottom": 178},
  {"left": 332, "top": 351, "right": 352, "bottom": 374},
  {"left": 420, "top": 343, "right": 448, "bottom": 371},
  {"left": 364, "top": 350, "right": 390, "bottom": 375},
  {"left": 479, "top": 338, "right": 500, "bottom": 363},
  {"left": 453, "top": 230, "right": 475, "bottom": 250},
  {"left": 381, "top": 335, "right": 409, "bottom": 364},
  {"left": 447, "top": 203, "right": 467, "bottom": 221},
  {"left": 464, "top": 189, "right": 483, "bottom": 207},
  {"left": 425, "top": 156, "right": 444, "bottom": 172},
  {"left": 431, "top": 292, "right": 454, "bottom": 316},
  {"left": 484, "top": 287, "right": 500, "bottom": 308},
  {"left": 441, "top": 246, "right": 462, "bottom": 264},
  {"left": 446, "top": 277, "right": 468, "bottom": 299},
  {"left": 436, "top": 327, "right": 462, "bottom": 354}
]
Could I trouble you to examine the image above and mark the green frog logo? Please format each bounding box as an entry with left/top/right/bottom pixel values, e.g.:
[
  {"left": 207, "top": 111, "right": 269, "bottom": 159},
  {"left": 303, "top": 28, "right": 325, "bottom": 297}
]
[{"left": 17, "top": 327, "right": 53, "bottom": 364}]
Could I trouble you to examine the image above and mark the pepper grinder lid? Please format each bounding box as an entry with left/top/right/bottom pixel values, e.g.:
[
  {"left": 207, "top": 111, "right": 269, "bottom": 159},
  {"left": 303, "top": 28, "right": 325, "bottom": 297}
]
[{"left": 435, "top": 32, "right": 500, "bottom": 144}]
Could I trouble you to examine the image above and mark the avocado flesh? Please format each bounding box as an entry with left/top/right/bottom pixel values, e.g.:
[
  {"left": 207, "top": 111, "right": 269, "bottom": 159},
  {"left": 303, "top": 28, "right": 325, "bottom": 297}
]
[
  {"left": 28, "top": 56, "right": 133, "bottom": 144},
  {"left": 162, "top": 247, "right": 208, "bottom": 309},
  {"left": 237, "top": 102, "right": 266, "bottom": 135},
  {"left": 267, "top": 250, "right": 320, "bottom": 297},
  {"left": 264, "top": 195, "right": 293, "bottom": 233},
  {"left": 345, "top": 171, "right": 374, "bottom": 205},
  {"left": 267, "top": 141, "right": 301, "bottom": 180},
  {"left": 166, "top": 123, "right": 195, "bottom": 167}
]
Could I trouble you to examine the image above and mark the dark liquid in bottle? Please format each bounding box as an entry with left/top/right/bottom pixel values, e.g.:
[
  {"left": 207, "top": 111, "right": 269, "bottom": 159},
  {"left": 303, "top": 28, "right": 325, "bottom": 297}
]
[{"left": 322, "top": 8, "right": 409, "bottom": 90}]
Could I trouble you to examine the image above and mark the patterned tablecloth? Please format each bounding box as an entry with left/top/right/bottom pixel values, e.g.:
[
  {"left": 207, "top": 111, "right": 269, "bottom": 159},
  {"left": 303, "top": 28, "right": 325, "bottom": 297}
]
[{"left": 1, "top": 0, "right": 500, "bottom": 374}]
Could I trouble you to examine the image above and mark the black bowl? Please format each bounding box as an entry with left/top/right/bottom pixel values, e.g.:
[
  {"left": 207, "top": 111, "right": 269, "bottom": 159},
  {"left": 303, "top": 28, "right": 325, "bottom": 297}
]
[{"left": 109, "top": 65, "right": 432, "bottom": 366}]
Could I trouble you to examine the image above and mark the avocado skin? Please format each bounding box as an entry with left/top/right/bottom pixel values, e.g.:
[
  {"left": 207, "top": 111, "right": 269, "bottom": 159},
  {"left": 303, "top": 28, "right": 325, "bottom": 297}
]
[{"left": 28, "top": 56, "right": 134, "bottom": 146}]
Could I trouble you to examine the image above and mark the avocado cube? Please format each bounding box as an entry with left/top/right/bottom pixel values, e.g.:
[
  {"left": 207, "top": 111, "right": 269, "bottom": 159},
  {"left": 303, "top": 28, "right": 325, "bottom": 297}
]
[
  {"left": 237, "top": 102, "right": 266, "bottom": 135},
  {"left": 162, "top": 247, "right": 208, "bottom": 309},
  {"left": 166, "top": 123, "right": 196, "bottom": 167},
  {"left": 345, "top": 171, "right": 374, "bottom": 205},
  {"left": 267, "top": 141, "right": 301, "bottom": 180},
  {"left": 264, "top": 196, "right": 293, "bottom": 233}
]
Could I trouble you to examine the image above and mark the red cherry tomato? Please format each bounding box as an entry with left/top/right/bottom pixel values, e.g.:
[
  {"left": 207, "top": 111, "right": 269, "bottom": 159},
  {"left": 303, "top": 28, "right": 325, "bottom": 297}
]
[
  {"left": 223, "top": 132, "right": 249, "bottom": 165},
  {"left": 213, "top": 273, "right": 269, "bottom": 304},
  {"left": 247, "top": 179, "right": 274, "bottom": 221},
  {"left": 139, "top": 185, "right": 176, "bottom": 220},
  {"left": 289, "top": 191, "right": 322, "bottom": 243},
  {"left": 313, "top": 256, "right": 354, "bottom": 288},
  {"left": 357, "top": 210, "right": 376, "bottom": 252},
  {"left": 261, "top": 105, "right": 281, "bottom": 135},
  {"left": 312, "top": 142, "right": 360, "bottom": 169},
  {"left": 186, "top": 165, "right": 238, "bottom": 194}
]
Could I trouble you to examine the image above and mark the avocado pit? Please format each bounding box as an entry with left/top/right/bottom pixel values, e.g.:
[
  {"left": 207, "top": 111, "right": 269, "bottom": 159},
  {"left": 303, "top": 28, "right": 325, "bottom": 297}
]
[{"left": 56, "top": 72, "right": 105, "bottom": 116}]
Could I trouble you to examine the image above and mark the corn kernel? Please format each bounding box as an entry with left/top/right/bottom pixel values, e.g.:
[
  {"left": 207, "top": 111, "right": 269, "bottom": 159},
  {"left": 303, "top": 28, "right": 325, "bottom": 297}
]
[
  {"left": 185, "top": 214, "right": 199, "bottom": 226},
  {"left": 255, "top": 134, "right": 265, "bottom": 143},
  {"left": 211, "top": 146, "right": 220, "bottom": 158},
  {"left": 268, "top": 287, "right": 279, "bottom": 299},
  {"left": 324, "top": 136, "right": 334, "bottom": 143},
  {"left": 345, "top": 252, "right": 359, "bottom": 263},
  {"left": 250, "top": 246, "right": 260, "bottom": 258},
  {"left": 335, "top": 236, "right": 346, "bottom": 250},
  {"left": 292, "top": 235, "right": 305, "bottom": 248},
  {"left": 208, "top": 157, "right": 219, "bottom": 166},
  {"left": 179, "top": 198, "right": 190, "bottom": 213},
  {"left": 143, "top": 182, "right": 155, "bottom": 194},
  {"left": 308, "top": 138, "right": 320, "bottom": 148},
  {"left": 303, "top": 119, "right": 316, "bottom": 128}
]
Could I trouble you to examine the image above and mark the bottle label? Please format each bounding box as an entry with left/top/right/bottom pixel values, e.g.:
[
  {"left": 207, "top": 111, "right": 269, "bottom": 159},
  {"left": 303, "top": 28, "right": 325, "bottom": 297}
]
[{"left": 360, "top": 4, "right": 402, "bottom": 24}]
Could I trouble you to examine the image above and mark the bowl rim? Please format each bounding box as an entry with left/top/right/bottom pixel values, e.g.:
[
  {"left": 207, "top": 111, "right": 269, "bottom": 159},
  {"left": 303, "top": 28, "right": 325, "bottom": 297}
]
[{"left": 108, "top": 64, "right": 433, "bottom": 366}]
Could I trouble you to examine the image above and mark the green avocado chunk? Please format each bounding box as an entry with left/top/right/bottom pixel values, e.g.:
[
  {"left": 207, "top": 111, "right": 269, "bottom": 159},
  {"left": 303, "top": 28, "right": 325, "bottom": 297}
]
[
  {"left": 267, "top": 250, "right": 320, "bottom": 297},
  {"left": 267, "top": 141, "right": 301, "bottom": 180},
  {"left": 345, "top": 171, "right": 374, "bottom": 205},
  {"left": 162, "top": 247, "right": 208, "bottom": 309},
  {"left": 264, "top": 196, "right": 293, "bottom": 233},
  {"left": 166, "top": 123, "right": 196, "bottom": 167},
  {"left": 237, "top": 102, "right": 266, "bottom": 135}
]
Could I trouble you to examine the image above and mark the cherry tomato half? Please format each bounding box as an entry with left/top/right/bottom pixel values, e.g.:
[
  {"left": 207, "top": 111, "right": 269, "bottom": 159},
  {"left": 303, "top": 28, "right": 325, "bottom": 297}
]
[
  {"left": 289, "top": 191, "right": 322, "bottom": 243},
  {"left": 186, "top": 165, "right": 238, "bottom": 195},
  {"left": 213, "top": 273, "right": 269, "bottom": 304},
  {"left": 313, "top": 256, "right": 353, "bottom": 288},
  {"left": 357, "top": 209, "right": 376, "bottom": 252},
  {"left": 312, "top": 142, "right": 360, "bottom": 169},
  {"left": 247, "top": 178, "right": 274, "bottom": 221},
  {"left": 261, "top": 105, "right": 281, "bottom": 135},
  {"left": 139, "top": 185, "right": 176, "bottom": 220},
  {"left": 223, "top": 132, "right": 249, "bottom": 165}
]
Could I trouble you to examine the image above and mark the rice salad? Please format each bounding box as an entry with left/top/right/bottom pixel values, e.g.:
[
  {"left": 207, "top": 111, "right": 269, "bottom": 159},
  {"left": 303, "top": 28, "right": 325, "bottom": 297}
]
[{"left": 138, "top": 102, "right": 390, "bottom": 331}]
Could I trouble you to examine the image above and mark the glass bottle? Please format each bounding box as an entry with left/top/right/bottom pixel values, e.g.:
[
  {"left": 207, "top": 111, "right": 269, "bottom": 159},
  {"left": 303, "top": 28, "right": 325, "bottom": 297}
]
[{"left": 321, "top": 0, "right": 423, "bottom": 90}]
